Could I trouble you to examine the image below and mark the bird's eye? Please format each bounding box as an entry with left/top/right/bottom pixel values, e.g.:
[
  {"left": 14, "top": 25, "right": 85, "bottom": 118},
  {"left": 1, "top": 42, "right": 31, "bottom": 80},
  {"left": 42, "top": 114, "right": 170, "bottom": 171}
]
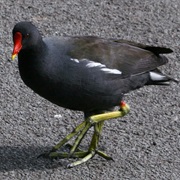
[{"left": 25, "top": 34, "right": 30, "bottom": 38}]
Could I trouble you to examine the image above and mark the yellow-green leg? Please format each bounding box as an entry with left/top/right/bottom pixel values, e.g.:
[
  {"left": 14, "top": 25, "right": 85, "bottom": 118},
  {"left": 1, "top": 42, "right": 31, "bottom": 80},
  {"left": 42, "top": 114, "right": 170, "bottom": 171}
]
[{"left": 40, "top": 101, "right": 130, "bottom": 167}]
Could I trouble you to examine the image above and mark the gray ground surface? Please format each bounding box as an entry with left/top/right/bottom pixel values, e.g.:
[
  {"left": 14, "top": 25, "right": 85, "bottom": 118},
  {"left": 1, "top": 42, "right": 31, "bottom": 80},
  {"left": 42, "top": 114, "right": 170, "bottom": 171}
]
[{"left": 0, "top": 0, "right": 179, "bottom": 179}]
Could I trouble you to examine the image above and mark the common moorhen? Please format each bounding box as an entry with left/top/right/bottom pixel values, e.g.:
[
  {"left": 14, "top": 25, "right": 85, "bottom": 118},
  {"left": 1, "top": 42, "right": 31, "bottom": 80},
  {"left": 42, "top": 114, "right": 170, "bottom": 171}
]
[{"left": 12, "top": 21, "right": 178, "bottom": 167}]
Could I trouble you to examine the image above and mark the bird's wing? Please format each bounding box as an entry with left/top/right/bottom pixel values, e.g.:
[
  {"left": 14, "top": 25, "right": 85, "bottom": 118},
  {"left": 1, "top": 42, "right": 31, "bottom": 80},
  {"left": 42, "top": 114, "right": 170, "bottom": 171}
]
[
  {"left": 110, "top": 39, "right": 173, "bottom": 54},
  {"left": 68, "top": 36, "right": 172, "bottom": 78}
]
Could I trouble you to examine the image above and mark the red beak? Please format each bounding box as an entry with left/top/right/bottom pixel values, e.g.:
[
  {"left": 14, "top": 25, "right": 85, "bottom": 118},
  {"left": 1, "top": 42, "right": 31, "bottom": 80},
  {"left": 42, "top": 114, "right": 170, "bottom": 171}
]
[{"left": 12, "top": 32, "right": 22, "bottom": 60}]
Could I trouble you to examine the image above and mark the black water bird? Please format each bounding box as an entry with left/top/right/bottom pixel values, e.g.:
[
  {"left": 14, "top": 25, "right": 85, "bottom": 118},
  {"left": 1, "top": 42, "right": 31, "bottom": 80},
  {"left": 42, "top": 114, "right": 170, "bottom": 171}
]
[{"left": 12, "top": 21, "right": 178, "bottom": 167}]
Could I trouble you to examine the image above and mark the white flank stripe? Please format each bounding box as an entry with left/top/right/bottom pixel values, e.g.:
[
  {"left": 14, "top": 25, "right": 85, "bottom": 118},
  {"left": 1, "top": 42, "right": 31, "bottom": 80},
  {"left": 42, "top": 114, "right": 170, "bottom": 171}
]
[
  {"left": 70, "top": 58, "right": 80, "bottom": 63},
  {"left": 86, "top": 62, "right": 106, "bottom": 68},
  {"left": 86, "top": 60, "right": 121, "bottom": 74},
  {"left": 101, "top": 68, "right": 122, "bottom": 74}
]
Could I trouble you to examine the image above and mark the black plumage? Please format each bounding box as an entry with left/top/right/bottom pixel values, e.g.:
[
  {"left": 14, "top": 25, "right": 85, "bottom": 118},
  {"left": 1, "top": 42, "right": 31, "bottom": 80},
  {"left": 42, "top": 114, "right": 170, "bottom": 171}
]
[
  {"left": 12, "top": 21, "right": 177, "bottom": 115},
  {"left": 12, "top": 21, "right": 177, "bottom": 167}
]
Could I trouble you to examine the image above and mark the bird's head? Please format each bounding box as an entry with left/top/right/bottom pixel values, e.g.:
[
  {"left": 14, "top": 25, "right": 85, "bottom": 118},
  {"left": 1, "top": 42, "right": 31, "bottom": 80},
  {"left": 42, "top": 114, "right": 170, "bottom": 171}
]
[{"left": 12, "top": 21, "right": 41, "bottom": 60}]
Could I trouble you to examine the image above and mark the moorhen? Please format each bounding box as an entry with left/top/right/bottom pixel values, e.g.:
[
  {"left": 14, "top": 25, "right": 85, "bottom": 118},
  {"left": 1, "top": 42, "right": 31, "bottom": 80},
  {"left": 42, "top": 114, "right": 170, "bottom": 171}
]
[{"left": 12, "top": 21, "right": 178, "bottom": 167}]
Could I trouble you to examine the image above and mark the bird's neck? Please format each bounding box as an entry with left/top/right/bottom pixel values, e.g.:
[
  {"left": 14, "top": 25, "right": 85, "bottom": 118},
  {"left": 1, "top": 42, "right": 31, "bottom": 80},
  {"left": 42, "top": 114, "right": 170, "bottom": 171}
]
[
  {"left": 19, "top": 40, "right": 47, "bottom": 63},
  {"left": 27, "top": 39, "right": 46, "bottom": 54}
]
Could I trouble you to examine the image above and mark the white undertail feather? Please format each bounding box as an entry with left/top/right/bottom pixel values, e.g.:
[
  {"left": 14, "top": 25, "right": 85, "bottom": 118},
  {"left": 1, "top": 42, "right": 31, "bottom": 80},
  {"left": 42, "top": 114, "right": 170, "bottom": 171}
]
[{"left": 149, "top": 72, "right": 167, "bottom": 81}]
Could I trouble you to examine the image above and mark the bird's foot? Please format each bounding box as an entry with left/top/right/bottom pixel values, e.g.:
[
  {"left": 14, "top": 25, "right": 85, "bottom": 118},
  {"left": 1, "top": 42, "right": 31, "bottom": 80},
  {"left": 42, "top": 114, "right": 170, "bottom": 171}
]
[
  {"left": 44, "top": 146, "right": 113, "bottom": 168},
  {"left": 38, "top": 101, "right": 130, "bottom": 167}
]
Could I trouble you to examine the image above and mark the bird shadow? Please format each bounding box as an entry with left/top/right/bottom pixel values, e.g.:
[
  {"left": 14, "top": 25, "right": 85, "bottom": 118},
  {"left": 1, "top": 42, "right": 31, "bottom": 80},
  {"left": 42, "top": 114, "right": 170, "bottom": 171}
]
[{"left": 0, "top": 145, "right": 71, "bottom": 172}]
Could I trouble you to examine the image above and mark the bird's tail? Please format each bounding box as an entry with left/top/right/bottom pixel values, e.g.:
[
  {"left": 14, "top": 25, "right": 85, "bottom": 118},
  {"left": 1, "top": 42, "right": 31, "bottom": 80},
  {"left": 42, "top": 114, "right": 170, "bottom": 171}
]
[{"left": 147, "top": 70, "right": 178, "bottom": 85}]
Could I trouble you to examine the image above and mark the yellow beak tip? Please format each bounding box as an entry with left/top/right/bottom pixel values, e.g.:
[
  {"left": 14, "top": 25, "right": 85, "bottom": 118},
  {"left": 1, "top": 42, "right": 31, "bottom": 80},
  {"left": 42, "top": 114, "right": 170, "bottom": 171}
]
[{"left": 12, "top": 54, "right": 17, "bottom": 61}]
